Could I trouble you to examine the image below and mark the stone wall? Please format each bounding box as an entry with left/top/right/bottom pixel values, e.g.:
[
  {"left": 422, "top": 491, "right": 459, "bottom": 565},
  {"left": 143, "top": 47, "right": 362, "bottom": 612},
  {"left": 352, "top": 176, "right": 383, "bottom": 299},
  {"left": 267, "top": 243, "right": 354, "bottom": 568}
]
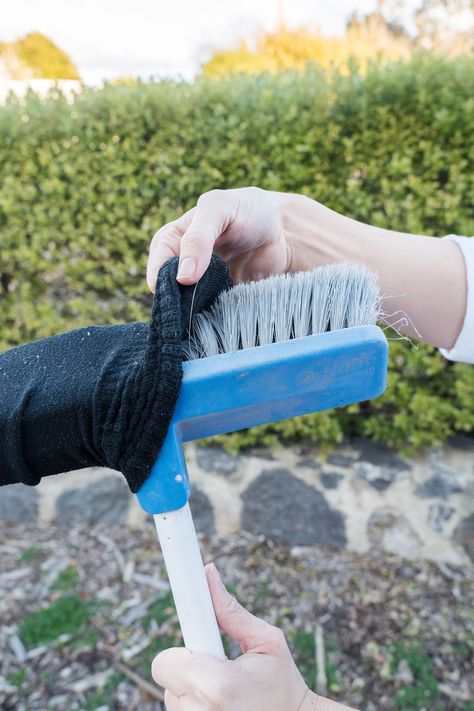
[{"left": 1, "top": 438, "right": 473, "bottom": 566}]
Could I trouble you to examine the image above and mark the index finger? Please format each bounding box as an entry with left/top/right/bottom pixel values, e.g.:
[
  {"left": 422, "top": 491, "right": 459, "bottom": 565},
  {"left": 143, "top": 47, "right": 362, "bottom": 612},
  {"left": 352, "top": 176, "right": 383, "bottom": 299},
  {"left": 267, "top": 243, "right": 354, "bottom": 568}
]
[{"left": 146, "top": 208, "right": 196, "bottom": 292}]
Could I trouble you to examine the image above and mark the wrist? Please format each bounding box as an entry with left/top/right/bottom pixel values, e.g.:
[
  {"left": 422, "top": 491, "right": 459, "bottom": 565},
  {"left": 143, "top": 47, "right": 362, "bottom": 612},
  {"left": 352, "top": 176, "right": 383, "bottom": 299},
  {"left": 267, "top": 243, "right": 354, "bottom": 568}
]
[
  {"left": 297, "top": 688, "right": 314, "bottom": 710},
  {"left": 298, "top": 689, "right": 328, "bottom": 710},
  {"left": 278, "top": 192, "right": 371, "bottom": 271},
  {"left": 299, "top": 689, "right": 358, "bottom": 710},
  {"left": 277, "top": 190, "right": 466, "bottom": 348}
]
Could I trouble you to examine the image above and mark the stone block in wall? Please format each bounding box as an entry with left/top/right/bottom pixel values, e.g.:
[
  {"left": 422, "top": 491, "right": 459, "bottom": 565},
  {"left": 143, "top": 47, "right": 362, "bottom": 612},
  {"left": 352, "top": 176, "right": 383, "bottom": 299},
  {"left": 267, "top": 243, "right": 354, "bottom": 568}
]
[
  {"left": 55, "top": 475, "right": 130, "bottom": 525},
  {"left": 448, "top": 435, "right": 474, "bottom": 451},
  {"left": 326, "top": 452, "right": 355, "bottom": 467},
  {"left": 189, "top": 485, "right": 215, "bottom": 535},
  {"left": 320, "top": 472, "right": 344, "bottom": 490},
  {"left": 416, "top": 466, "right": 463, "bottom": 499},
  {"left": 428, "top": 503, "right": 455, "bottom": 533},
  {"left": 454, "top": 514, "right": 474, "bottom": 563},
  {"left": 0, "top": 483, "right": 38, "bottom": 522},
  {"left": 353, "top": 440, "right": 409, "bottom": 492},
  {"left": 196, "top": 447, "right": 239, "bottom": 477},
  {"left": 353, "top": 439, "right": 409, "bottom": 472},
  {"left": 296, "top": 456, "right": 321, "bottom": 470},
  {"left": 240, "top": 468, "right": 346, "bottom": 548},
  {"left": 367, "top": 509, "right": 422, "bottom": 558}
]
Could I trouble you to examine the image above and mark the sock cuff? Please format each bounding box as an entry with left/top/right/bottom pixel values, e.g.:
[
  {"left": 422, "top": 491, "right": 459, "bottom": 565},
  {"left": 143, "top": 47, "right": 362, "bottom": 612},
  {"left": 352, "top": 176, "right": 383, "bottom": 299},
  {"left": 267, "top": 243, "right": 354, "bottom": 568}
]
[{"left": 98, "top": 255, "right": 232, "bottom": 493}]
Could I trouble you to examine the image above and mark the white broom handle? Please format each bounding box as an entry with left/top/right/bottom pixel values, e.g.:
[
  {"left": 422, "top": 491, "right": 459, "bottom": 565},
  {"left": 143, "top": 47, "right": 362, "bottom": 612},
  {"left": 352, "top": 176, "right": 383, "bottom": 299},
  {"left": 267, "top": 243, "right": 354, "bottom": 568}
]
[{"left": 153, "top": 503, "right": 226, "bottom": 660}]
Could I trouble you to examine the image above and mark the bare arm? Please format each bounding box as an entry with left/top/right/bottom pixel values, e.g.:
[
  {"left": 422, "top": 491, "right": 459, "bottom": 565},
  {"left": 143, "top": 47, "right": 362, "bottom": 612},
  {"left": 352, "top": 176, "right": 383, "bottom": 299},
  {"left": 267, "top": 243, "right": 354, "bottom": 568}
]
[
  {"left": 301, "top": 692, "right": 356, "bottom": 711},
  {"left": 147, "top": 187, "right": 467, "bottom": 350},
  {"left": 279, "top": 193, "right": 466, "bottom": 349}
]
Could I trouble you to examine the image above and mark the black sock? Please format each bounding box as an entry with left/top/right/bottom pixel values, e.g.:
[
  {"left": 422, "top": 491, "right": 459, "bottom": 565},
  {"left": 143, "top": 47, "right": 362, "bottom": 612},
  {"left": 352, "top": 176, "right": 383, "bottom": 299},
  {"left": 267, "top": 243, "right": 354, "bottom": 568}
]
[{"left": 0, "top": 255, "right": 232, "bottom": 493}]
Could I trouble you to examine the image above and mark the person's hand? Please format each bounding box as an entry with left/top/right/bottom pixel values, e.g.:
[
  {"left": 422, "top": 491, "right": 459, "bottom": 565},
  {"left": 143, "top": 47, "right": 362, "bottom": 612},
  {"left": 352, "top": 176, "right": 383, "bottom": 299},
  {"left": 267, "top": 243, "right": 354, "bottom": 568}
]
[
  {"left": 147, "top": 187, "right": 295, "bottom": 288},
  {"left": 147, "top": 186, "right": 466, "bottom": 350},
  {"left": 152, "top": 563, "right": 356, "bottom": 711}
]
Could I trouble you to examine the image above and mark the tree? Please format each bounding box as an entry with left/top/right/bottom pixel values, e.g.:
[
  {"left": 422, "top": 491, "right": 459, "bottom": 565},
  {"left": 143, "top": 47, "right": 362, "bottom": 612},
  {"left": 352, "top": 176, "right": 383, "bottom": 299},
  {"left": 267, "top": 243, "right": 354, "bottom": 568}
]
[
  {"left": 372, "top": 0, "right": 473, "bottom": 53},
  {"left": 202, "top": 21, "right": 410, "bottom": 77},
  {"left": 203, "top": 27, "right": 344, "bottom": 77},
  {"left": 345, "top": 12, "right": 412, "bottom": 62},
  {"left": 0, "top": 32, "right": 80, "bottom": 80},
  {"left": 202, "top": 1, "right": 473, "bottom": 78},
  {"left": 414, "top": 0, "right": 474, "bottom": 52}
]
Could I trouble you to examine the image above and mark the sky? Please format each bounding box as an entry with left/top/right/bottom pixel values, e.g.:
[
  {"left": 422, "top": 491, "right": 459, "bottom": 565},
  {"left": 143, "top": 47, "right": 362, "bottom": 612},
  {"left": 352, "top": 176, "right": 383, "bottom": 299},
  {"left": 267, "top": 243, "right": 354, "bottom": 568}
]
[{"left": 2, "top": 0, "right": 420, "bottom": 83}]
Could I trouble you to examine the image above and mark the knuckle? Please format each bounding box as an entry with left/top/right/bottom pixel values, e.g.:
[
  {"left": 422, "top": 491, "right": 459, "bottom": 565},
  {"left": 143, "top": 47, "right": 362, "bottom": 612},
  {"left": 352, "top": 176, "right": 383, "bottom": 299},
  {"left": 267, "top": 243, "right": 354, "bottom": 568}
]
[
  {"left": 268, "top": 624, "right": 286, "bottom": 647},
  {"left": 155, "top": 230, "right": 178, "bottom": 249},
  {"left": 151, "top": 223, "right": 170, "bottom": 241},
  {"left": 245, "top": 185, "right": 262, "bottom": 197},
  {"left": 181, "top": 229, "right": 210, "bottom": 249},
  {"left": 163, "top": 689, "right": 178, "bottom": 711},
  {"left": 152, "top": 217, "right": 184, "bottom": 244},
  {"left": 198, "top": 188, "right": 225, "bottom": 205},
  {"left": 225, "top": 594, "right": 243, "bottom": 616},
  {"left": 207, "top": 675, "right": 233, "bottom": 709},
  {"left": 187, "top": 650, "right": 211, "bottom": 681}
]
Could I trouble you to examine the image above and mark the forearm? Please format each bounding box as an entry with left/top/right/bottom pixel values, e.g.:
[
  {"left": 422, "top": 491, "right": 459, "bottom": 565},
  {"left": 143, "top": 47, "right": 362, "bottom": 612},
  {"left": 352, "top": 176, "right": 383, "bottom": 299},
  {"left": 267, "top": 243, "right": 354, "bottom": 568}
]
[{"left": 282, "top": 193, "right": 467, "bottom": 350}]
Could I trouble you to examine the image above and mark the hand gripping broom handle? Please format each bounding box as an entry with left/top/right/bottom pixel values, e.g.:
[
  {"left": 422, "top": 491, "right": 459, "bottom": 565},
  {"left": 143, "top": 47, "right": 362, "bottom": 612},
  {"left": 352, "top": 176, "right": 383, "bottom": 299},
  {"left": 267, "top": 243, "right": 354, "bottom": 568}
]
[{"left": 138, "top": 326, "right": 388, "bottom": 661}]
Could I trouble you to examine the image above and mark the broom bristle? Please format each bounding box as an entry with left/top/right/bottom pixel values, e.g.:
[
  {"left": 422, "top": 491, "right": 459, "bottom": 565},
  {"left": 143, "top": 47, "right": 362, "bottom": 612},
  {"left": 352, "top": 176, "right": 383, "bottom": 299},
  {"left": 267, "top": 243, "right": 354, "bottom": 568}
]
[{"left": 184, "top": 263, "right": 380, "bottom": 360}]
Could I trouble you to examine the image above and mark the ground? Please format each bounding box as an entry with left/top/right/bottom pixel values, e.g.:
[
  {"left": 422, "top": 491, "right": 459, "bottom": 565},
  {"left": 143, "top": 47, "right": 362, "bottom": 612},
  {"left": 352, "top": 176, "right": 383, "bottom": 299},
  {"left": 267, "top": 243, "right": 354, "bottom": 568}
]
[{"left": 0, "top": 521, "right": 473, "bottom": 711}]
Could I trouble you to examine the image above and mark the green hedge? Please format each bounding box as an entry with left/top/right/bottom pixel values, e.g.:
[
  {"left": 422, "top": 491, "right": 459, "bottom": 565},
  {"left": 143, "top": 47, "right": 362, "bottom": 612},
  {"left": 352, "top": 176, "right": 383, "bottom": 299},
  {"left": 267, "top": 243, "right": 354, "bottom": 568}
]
[{"left": 1, "top": 55, "right": 473, "bottom": 454}]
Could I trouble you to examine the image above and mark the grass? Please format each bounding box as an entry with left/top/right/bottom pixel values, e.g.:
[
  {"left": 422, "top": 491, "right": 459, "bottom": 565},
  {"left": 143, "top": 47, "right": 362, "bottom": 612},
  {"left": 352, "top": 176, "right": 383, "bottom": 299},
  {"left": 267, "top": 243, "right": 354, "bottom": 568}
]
[
  {"left": 226, "top": 582, "right": 237, "bottom": 596},
  {"left": 390, "top": 642, "right": 440, "bottom": 710},
  {"left": 7, "top": 669, "right": 26, "bottom": 687},
  {"left": 18, "top": 545, "right": 43, "bottom": 563},
  {"left": 289, "top": 629, "right": 341, "bottom": 694},
  {"left": 132, "top": 634, "right": 182, "bottom": 679},
  {"left": 288, "top": 635, "right": 448, "bottom": 708},
  {"left": 52, "top": 564, "right": 79, "bottom": 592},
  {"left": 134, "top": 591, "right": 184, "bottom": 678},
  {"left": 64, "top": 627, "right": 100, "bottom": 651},
  {"left": 255, "top": 580, "right": 271, "bottom": 600},
  {"left": 83, "top": 672, "right": 123, "bottom": 711},
  {"left": 13, "top": 571, "right": 468, "bottom": 711},
  {"left": 141, "top": 592, "right": 176, "bottom": 631},
  {"left": 19, "top": 595, "right": 92, "bottom": 647},
  {"left": 453, "top": 641, "right": 473, "bottom": 660}
]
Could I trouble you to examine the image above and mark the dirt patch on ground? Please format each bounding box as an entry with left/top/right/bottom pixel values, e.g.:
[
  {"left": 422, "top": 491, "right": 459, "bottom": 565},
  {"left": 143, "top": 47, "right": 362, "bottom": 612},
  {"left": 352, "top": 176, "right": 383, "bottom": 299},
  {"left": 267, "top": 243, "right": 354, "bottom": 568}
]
[{"left": 0, "top": 521, "right": 473, "bottom": 710}]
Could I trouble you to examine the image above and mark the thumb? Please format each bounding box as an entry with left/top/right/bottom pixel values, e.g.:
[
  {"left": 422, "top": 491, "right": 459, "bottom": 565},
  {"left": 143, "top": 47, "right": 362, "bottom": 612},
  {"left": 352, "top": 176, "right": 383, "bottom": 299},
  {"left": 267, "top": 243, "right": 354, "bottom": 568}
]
[{"left": 205, "top": 563, "right": 286, "bottom": 655}]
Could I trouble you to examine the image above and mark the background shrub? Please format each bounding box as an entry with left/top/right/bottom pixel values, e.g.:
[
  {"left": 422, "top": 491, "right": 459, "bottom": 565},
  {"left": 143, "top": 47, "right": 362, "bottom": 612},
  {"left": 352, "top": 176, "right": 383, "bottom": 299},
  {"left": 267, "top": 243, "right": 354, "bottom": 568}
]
[{"left": 0, "top": 55, "right": 473, "bottom": 453}]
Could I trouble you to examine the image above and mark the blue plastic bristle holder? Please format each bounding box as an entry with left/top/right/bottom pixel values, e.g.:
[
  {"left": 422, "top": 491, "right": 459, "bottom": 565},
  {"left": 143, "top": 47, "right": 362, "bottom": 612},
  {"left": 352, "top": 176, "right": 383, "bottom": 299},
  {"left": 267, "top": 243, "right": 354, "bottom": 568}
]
[{"left": 137, "top": 324, "right": 388, "bottom": 514}]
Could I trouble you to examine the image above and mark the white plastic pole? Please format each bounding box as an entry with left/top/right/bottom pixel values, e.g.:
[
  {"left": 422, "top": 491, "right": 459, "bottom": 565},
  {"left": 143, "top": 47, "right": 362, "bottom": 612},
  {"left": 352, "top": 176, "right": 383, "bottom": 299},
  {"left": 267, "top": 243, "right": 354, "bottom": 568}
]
[{"left": 153, "top": 503, "right": 226, "bottom": 660}]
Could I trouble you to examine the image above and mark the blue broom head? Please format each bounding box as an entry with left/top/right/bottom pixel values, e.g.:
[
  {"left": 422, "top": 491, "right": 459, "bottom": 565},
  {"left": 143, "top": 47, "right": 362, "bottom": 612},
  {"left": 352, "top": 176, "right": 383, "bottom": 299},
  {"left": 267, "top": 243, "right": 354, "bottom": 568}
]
[{"left": 137, "top": 264, "right": 388, "bottom": 514}]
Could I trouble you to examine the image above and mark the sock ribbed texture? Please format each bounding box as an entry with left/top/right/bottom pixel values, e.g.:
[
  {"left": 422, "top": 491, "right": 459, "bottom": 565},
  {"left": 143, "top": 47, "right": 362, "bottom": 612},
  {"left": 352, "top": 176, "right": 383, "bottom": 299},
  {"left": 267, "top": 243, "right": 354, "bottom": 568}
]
[{"left": 0, "top": 255, "right": 232, "bottom": 493}]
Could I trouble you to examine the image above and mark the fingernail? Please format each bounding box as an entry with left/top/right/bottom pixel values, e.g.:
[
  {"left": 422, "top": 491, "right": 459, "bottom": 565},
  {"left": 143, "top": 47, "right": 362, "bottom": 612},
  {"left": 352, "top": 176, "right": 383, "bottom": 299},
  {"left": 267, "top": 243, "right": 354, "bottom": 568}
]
[{"left": 177, "top": 257, "right": 196, "bottom": 280}]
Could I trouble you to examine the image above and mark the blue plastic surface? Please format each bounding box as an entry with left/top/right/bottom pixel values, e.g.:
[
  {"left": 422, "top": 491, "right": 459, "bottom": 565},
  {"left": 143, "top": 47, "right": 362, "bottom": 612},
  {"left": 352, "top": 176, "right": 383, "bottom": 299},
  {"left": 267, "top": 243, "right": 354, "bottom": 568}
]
[{"left": 137, "top": 325, "right": 388, "bottom": 514}]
